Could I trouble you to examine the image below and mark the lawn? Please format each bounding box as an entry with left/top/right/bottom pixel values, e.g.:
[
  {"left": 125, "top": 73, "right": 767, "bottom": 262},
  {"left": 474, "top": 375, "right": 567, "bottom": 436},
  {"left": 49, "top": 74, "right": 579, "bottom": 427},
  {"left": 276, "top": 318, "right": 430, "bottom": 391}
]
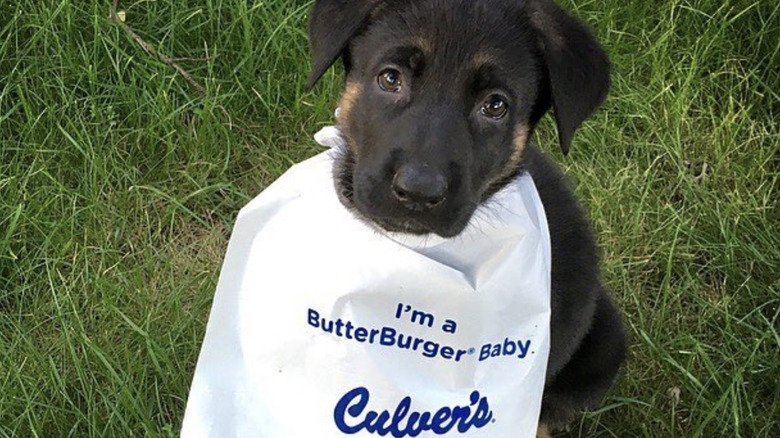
[{"left": 0, "top": 0, "right": 778, "bottom": 436}]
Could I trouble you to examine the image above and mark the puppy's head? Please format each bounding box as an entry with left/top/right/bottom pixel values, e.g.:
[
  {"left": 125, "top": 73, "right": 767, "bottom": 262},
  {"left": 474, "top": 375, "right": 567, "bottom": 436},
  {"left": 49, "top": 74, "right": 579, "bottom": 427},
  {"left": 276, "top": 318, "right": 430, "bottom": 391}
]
[{"left": 307, "top": 0, "right": 609, "bottom": 237}]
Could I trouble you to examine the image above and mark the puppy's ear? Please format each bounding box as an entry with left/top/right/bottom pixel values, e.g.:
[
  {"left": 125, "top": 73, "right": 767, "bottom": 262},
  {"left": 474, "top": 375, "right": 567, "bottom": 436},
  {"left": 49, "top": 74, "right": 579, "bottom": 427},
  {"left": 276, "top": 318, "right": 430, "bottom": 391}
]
[
  {"left": 529, "top": 0, "right": 610, "bottom": 154},
  {"left": 305, "top": 0, "right": 381, "bottom": 91}
]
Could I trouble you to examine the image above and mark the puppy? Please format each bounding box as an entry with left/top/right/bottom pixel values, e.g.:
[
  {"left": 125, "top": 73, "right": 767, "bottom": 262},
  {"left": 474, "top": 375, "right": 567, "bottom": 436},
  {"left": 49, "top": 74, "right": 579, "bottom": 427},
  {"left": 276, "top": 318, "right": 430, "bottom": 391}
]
[{"left": 305, "top": 0, "right": 626, "bottom": 435}]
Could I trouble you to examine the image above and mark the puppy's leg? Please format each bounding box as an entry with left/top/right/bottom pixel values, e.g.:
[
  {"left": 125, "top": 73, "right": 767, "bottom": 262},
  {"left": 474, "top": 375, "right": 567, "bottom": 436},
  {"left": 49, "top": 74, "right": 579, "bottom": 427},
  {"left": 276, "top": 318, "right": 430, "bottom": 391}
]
[
  {"left": 536, "top": 422, "right": 552, "bottom": 438},
  {"left": 540, "top": 288, "right": 626, "bottom": 430}
]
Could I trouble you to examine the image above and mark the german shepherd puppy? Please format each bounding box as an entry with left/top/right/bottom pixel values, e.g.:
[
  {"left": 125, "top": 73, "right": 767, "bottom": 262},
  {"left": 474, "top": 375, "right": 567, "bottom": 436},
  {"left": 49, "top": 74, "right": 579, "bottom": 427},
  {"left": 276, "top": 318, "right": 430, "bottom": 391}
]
[{"left": 305, "top": 0, "right": 626, "bottom": 435}]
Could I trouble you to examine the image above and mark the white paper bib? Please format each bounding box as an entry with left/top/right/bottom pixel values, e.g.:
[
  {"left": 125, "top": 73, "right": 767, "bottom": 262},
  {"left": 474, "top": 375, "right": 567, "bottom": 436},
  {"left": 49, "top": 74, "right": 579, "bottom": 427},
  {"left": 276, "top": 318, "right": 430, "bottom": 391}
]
[{"left": 181, "top": 127, "right": 552, "bottom": 438}]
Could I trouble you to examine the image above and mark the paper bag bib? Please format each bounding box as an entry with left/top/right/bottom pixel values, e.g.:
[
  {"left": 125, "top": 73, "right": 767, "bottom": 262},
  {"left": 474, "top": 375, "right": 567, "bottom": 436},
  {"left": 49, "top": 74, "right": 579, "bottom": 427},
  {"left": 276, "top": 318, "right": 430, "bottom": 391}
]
[{"left": 182, "top": 135, "right": 552, "bottom": 438}]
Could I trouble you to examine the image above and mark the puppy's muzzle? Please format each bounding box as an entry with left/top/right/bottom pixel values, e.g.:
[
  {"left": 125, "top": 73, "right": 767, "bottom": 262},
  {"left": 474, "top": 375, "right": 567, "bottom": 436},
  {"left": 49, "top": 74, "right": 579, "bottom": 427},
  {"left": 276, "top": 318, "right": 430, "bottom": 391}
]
[{"left": 391, "top": 164, "right": 448, "bottom": 211}]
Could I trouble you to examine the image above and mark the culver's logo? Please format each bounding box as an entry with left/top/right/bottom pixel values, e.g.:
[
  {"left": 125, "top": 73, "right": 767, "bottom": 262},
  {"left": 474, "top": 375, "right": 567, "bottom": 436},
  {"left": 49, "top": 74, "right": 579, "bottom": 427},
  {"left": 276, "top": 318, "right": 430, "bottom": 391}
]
[{"left": 334, "top": 387, "right": 494, "bottom": 436}]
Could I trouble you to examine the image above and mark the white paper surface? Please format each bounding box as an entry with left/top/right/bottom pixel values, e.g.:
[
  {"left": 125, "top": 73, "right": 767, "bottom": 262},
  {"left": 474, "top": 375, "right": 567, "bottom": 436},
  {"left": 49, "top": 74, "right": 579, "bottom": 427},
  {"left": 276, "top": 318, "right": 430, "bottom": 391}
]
[{"left": 181, "top": 127, "right": 552, "bottom": 438}]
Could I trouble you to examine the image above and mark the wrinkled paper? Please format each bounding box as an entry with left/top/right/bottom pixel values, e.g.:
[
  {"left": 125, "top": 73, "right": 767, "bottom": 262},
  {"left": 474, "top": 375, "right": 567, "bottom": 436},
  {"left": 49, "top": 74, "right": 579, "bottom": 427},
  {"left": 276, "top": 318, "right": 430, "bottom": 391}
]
[{"left": 181, "top": 126, "right": 552, "bottom": 438}]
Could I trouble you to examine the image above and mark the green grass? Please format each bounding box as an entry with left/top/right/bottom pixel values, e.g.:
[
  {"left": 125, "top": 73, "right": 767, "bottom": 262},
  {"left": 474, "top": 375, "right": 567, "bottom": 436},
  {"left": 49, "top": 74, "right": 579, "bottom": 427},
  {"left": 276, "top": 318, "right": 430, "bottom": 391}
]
[{"left": 0, "top": 0, "right": 777, "bottom": 436}]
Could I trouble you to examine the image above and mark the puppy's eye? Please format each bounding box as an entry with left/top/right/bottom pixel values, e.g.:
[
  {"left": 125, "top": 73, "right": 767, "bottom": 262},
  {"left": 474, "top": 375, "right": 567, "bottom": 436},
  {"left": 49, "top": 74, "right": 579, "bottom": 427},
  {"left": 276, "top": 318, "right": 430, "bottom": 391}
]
[
  {"left": 378, "top": 68, "right": 402, "bottom": 92},
  {"left": 480, "top": 95, "right": 509, "bottom": 119}
]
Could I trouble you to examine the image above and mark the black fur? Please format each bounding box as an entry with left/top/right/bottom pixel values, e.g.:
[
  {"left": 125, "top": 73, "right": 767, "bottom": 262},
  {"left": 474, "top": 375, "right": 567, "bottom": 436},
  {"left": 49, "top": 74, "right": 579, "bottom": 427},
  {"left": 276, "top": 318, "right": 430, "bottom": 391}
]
[
  {"left": 307, "top": 0, "right": 626, "bottom": 431},
  {"left": 529, "top": 0, "right": 611, "bottom": 154},
  {"left": 306, "top": 0, "right": 382, "bottom": 90},
  {"left": 523, "top": 146, "right": 626, "bottom": 428}
]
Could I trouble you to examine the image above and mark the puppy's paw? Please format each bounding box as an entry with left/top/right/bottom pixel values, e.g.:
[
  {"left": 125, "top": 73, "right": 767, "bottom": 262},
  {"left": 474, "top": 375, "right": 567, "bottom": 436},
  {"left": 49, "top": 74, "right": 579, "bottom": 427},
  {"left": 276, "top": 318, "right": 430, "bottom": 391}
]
[{"left": 536, "top": 422, "right": 552, "bottom": 438}]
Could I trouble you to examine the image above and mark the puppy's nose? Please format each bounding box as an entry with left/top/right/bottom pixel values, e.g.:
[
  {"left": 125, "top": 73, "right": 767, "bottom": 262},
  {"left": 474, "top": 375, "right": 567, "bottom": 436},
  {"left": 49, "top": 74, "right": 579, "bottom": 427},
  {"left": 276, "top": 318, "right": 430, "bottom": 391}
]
[{"left": 392, "top": 164, "right": 447, "bottom": 210}]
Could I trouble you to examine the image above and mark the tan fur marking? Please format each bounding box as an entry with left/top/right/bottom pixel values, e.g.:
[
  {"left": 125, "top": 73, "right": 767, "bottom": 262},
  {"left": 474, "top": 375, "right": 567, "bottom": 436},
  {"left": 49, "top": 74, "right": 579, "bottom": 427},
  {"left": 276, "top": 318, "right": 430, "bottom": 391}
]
[
  {"left": 337, "top": 81, "right": 363, "bottom": 151},
  {"left": 471, "top": 50, "right": 500, "bottom": 70},
  {"left": 484, "top": 124, "right": 530, "bottom": 192},
  {"left": 338, "top": 81, "right": 362, "bottom": 126},
  {"left": 500, "top": 123, "right": 530, "bottom": 181},
  {"left": 512, "top": 125, "right": 530, "bottom": 161},
  {"left": 369, "top": 2, "right": 389, "bottom": 20},
  {"left": 413, "top": 35, "right": 433, "bottom": 55},
  {"left": 536, "top": 422, "right": 552, "bottom": 438}
]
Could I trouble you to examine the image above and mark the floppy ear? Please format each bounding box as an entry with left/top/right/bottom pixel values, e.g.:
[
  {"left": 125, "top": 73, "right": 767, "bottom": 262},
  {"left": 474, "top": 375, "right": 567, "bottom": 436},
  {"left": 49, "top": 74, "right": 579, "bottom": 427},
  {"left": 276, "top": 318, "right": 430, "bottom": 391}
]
[
  {"left": 305, "top": 0, "right": 382, "bottom": 91},
  {"left": 529, "top": 0, "right": 610, "bottom": 154}
]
